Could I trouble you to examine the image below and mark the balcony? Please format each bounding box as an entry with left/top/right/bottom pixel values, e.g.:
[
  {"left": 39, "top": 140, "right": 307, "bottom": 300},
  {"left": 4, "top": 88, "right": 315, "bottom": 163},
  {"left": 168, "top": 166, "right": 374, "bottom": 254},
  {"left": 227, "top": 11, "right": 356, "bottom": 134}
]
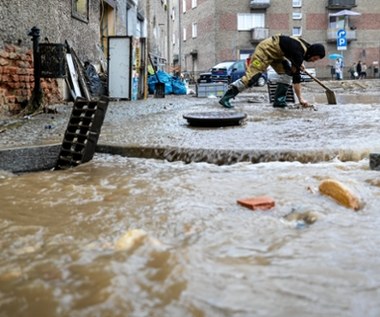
[
  {"left": 327, "top": 0, "right": 356, "bottom": 9},
  {"left": 251, "top": 27, "right": 269, "bottom": 43},
  {"left": 327, "top": 28, "right": 357, "bottom": 42},
  {"left": 250, "top": 0, "right": 271, "bottom": 9}
]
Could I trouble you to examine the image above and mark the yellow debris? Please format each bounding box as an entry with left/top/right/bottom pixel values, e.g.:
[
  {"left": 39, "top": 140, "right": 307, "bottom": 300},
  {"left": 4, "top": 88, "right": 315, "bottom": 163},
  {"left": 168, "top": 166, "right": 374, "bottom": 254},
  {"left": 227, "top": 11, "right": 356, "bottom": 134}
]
[
  {"left": 114, "top": 229, "right": 148, "bottom": 251},
  {"left": 319, "top": 179, "right": 361, "bottom": 211},
  {"left": 114, "top": 229, "right": 164, "bottom": 251}
]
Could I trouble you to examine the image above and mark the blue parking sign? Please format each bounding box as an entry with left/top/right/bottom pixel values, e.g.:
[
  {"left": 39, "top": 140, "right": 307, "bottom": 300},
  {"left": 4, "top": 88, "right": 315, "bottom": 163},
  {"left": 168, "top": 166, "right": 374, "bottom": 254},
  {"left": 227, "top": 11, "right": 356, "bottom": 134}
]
[{"left": 337, "top": 29, "right": 347, "bottom": 50}]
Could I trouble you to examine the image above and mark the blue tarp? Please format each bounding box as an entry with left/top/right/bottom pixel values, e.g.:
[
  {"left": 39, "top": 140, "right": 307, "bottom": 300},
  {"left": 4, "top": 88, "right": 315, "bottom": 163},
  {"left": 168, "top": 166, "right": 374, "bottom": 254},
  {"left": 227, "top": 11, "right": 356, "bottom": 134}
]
[{"left": 148, "top": 70, "right": 187, "bottom": 95}]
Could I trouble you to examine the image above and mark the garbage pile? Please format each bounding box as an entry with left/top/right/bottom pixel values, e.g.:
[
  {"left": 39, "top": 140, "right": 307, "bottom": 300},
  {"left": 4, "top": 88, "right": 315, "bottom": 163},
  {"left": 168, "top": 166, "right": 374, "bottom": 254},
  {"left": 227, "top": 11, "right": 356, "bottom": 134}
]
[{"left": 148, "top": 70, "right": 187, "bottom": 95}]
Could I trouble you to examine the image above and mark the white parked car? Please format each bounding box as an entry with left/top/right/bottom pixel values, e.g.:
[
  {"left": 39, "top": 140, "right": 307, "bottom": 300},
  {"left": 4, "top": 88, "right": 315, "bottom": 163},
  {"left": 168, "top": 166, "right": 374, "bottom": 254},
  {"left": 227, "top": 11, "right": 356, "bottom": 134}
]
[{"left": 267, "top": 66, "right": 316, "bottom": 83}]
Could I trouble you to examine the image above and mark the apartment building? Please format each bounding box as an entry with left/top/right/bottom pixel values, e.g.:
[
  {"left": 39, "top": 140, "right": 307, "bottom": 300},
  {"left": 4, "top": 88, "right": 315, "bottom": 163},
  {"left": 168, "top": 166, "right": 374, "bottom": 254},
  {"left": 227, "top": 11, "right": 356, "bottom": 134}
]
[
  {"left": 0, "top": 0, "right": 149, "bottom": 113},
  {"left": 179, "top": 0, "right": 380, "bottom": 79}
]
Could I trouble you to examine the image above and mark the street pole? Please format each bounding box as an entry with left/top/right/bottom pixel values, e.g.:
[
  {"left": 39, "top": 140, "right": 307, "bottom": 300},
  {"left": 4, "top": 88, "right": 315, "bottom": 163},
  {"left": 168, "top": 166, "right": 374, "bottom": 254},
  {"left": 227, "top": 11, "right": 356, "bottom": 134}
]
[
  {"left": 28, "top": 26, "right": 43, "bottom": 111},
  {"left": 167, "top": 0, "right": 171, "bottom": 73},
  {"left": 178, "top": 0, "right": 182, "bottom": 75}
]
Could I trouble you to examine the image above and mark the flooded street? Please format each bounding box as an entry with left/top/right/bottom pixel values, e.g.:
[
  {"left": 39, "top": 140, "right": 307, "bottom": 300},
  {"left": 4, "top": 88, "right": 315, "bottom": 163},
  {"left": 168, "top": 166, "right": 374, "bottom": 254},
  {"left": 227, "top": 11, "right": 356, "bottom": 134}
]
[
  {"left": 1, "top": 155, "right": 380, "bottom": 317},
  {"left": 1, "top": 80, "right": 380, "bottom": 316}
]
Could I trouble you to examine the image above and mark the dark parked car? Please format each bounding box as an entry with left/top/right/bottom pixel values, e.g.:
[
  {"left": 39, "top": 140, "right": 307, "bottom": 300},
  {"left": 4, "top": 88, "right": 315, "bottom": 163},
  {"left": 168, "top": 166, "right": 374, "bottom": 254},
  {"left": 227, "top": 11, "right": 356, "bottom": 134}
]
[
  {"left": 197, "top": 60, "right": 267, "bottom": 86},
  {"left": 197, "top": 71, "right": 212, "bottom": 83}
]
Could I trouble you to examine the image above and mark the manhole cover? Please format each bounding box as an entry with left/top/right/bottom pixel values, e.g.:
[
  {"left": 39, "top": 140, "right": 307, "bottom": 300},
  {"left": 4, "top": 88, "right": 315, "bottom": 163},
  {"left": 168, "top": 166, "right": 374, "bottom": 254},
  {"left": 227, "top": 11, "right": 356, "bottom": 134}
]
[{"left": 183, "top": 111, "right": 247, "bottom": 127}]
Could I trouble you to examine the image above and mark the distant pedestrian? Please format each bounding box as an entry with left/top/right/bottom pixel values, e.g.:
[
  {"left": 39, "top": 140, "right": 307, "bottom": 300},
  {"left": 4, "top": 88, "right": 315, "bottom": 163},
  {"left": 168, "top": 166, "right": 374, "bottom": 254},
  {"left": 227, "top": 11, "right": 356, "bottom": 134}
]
[
  {"left": 348, "top": 62, "right": 357, "bottom": 79},
  {"left": 335, "top": 58, "right": 343, "bottom": 80},
  {"left": 360, "top": 62, "right": 367, "bottom": 79},
  {"left": 356, "top": 61, "right": 362, "bottom": 79}
]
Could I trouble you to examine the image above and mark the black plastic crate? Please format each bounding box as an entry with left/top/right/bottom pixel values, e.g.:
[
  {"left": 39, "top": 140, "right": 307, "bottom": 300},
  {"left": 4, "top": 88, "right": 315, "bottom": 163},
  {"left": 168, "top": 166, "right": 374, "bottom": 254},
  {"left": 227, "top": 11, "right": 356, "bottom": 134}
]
[
  {"left": 39, "top": 43, "right": 66, "bottom": 78},
  {"left": 55, "top": 97, "right": 109, "bottom": 170}
]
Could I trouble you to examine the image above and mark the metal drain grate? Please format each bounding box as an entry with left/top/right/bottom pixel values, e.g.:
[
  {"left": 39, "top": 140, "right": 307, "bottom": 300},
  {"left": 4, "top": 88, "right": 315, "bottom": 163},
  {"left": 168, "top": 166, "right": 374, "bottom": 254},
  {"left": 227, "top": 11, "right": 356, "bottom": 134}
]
[
  {"left": 267, "top": 82, "right": 295, "bottom": 103},
  {"left": 55, "top": 97, "right": 108, "bottom": 170}
]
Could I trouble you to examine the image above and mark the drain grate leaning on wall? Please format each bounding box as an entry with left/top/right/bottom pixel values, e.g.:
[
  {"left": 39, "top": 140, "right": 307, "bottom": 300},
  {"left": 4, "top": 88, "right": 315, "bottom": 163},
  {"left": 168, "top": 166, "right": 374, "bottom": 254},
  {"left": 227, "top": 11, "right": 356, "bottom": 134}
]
[
  {"left": 267, "top": 82, "right": 295, "bottom": 103},
  {"left": 55, "top": 97, "right": 109, "bottom": 170}
]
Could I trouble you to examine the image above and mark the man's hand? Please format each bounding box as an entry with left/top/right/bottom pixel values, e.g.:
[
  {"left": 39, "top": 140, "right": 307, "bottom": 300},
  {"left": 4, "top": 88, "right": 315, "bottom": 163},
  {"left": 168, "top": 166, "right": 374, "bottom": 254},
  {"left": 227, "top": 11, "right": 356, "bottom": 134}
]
[{"left": 299, "top": 98, "right": 309, "bottom": 108}]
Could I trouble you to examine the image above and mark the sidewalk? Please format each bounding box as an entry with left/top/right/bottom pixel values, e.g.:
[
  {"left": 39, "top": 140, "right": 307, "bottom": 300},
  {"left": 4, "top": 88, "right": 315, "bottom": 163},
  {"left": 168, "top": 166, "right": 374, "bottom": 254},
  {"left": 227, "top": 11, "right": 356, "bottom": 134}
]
[{"left": 1, "top": 80, "right": 380, "bottom": 172}]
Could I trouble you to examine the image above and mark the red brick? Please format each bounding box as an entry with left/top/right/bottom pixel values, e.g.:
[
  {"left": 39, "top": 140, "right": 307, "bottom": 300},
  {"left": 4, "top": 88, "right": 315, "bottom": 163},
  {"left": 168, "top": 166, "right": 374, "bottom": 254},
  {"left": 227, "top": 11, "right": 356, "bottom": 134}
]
[
  {"left": 0, "top": 51, "right": 9, "bottom": 59},
  {"left": 237, "top": 196, "right": 275, "bottom": 211},
  {"left": 6, "top": 95, "right": 16, "bottom": 102},
  {"left": 5, "top": 44, "right": 16, "bottom": 53},
  {"left": 10, "top": 74, "right": 19, "bottom": 82},
  {"left": 16, "top": 61, "right": 30, "bottom": 68},
  {"left": 8, "top": 82, "right": 21, "bottom": 89},
  {"left": 0, "top": 66, "right": 10, "bottom": 75},
  {"left": 6, "top": 66, "right": 18, "bottom": 75},
  {"left": 0, "top": 58, "right": 9, "bottom": 66}
]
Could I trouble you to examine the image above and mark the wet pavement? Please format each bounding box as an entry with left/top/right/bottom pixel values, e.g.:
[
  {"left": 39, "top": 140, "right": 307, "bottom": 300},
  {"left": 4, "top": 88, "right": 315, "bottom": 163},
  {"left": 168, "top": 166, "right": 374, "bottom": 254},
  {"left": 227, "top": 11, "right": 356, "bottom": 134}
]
[
  {"left": 1, "top": 80, "right": 380, "bottom": 165},
  {"left": 2, "top": 80, "right": 380, "bottom": 317}
]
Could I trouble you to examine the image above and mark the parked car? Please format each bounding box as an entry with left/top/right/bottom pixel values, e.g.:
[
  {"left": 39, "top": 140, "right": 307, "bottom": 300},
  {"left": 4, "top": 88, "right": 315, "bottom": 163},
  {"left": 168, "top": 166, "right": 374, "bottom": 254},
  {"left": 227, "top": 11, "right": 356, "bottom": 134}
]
[
  {"left": 267, "top": 66, "right": 316, "bottom": 83},
  {"left": 197, "top": 71, "right": 212, "bottom": 84},
  {"left": 197, "top": 60, "right": 267, "bottom": 86}
]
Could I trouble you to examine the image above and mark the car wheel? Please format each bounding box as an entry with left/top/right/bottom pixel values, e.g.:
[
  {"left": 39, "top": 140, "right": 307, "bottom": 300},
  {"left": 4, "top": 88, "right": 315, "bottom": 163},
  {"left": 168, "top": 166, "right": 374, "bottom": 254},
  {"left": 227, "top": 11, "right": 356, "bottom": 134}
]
[{"left": 257, "top": 76, "right": 266, "bottom": 87}]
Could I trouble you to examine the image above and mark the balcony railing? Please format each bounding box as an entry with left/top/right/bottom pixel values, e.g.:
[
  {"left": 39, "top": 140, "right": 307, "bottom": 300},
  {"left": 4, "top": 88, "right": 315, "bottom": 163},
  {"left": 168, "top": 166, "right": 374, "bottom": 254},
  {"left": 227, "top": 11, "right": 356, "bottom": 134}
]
[
  {"left": 251, "top": 27, "right": 269, "bottom": 43},
  {"left": 327, "top": 0, "right": 356, "bottom": 9},
  {"left": 250, "top": 0, "right": 271, "bottom": 9},
  {"left": 327, "top": 28, "right": 357, "bottom": 42}
]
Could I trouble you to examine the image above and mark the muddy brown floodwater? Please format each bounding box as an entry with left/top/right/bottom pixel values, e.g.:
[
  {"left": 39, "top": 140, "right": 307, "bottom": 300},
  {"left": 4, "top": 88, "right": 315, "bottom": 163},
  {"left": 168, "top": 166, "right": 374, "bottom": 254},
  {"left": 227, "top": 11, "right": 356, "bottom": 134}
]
[
  {"left": 1, "top": 155, "right": 380, "bottom": 317},
  {"left": 1, "top": 80, "right": 380, "bottom": 316}
]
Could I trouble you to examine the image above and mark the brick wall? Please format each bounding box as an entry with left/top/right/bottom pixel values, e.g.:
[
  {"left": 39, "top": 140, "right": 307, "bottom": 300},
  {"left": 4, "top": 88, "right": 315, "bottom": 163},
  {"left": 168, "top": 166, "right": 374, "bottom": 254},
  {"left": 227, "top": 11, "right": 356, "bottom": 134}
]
[{"left": 0, "top": 44, "right": 61, "bottom": 115}]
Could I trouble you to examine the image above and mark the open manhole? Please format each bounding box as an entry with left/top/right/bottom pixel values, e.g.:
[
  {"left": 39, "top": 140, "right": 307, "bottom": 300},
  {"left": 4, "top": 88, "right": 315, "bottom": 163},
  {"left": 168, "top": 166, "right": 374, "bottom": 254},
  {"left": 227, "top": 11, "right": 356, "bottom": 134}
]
[{"left": 183, "top": 111, "right": 247, "bottom": 127}]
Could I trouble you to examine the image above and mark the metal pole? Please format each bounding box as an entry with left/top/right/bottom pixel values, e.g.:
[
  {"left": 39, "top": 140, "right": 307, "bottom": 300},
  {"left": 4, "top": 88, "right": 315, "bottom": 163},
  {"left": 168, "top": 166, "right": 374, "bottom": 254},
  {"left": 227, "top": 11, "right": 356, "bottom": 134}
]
[
  {"left": 178, "top": 0, "right": 182, "bottom": 74},
  {"left": 28, "top": 26, "right": 43, "bottom": 105},
  {"left": 167, "top": 0, "right": 171, "bottom": 73}
]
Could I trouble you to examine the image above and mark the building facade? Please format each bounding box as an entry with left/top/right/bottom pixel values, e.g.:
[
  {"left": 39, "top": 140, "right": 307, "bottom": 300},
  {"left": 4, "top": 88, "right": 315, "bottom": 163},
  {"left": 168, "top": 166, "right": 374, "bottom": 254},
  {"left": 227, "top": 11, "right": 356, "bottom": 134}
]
[
  {"left": 178, "top": 0, "right": 380, "bottom": 79},
  {"left": 0, "top": 0, "right": 148, "bottom": 114}
]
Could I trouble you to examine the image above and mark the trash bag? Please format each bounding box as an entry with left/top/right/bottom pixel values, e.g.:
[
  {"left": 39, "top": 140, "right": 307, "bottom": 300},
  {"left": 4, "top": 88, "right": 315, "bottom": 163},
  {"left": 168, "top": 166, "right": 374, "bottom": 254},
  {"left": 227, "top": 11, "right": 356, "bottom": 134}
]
[
  {"left": 172, "top": 77, "right": 187, "bottom": 95},
  {"left": 84, "top": 62, "right": 104, "bottom": 96},
  {"left": 148, "top": 70, "right": 172, "bottom": 95},
  {"left": 148, "top": 70, "right": 187, "bottom": 95}
]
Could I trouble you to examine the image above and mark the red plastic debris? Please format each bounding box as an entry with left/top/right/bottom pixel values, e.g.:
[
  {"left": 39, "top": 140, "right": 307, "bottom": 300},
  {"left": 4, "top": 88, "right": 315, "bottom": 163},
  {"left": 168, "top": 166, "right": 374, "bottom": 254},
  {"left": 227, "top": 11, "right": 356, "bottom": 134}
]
[{"left": 237, "top": 196, "right": 275, "bottom": 211}]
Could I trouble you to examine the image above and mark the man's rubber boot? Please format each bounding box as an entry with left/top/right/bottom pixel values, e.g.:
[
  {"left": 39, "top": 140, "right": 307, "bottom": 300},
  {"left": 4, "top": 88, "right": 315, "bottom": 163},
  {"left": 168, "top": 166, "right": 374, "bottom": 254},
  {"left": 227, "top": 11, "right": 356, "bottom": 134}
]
[
  {"left": 273, "top": 83, "right": 290, "bottom": 108},
  {"left": 219, "top": 86, "right": 239, "bottom": 108}
]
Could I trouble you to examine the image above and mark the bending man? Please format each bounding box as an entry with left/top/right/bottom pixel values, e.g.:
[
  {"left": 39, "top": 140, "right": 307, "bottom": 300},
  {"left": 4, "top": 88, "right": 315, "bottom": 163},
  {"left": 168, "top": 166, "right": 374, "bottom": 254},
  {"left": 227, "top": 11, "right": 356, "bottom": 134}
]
[{"left": 219, "top": 35, "right": 326, "bottom": 108}]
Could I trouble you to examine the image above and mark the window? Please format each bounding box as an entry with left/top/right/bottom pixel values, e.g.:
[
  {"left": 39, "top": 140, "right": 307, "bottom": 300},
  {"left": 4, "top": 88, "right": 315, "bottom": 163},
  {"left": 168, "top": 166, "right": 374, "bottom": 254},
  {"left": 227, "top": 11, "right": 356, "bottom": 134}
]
[
  {"left": 183, "top": 27, "right": 187, "bottom": 41},
  {"left": 171, "top": 7, "right": 175, "bottom": 21},
  {"left": 182, "top": 0, "right": 186, "bottom": 13},
  {"left": 192, "top": 23, "right": 197, "bottom": 38},
  {"left": 292, "top": 26, "right": 302, "bottom": 36},
  {"left": 127, "top": 5, "right": 137, "bottom": 36},
  {"left": 237, "top": 13, "right": 265, "bottom": 31},
  {"left": 192, "top": 0, "right": 197, "bottom": 8},
  {"left": 292, "top": 0, "right": 302, "bottom": 7},
  {"left": 72, "top": 0, "right": 89, "bottom": 23},
  {"left": 329, "top": 16, "right": 345, "bottom": 29},
  {"left": 234, "top": 61, "right": 245, "bottom": 72},
  {"left": 292, "top": 12, "right": 302, "bottom": 20}
]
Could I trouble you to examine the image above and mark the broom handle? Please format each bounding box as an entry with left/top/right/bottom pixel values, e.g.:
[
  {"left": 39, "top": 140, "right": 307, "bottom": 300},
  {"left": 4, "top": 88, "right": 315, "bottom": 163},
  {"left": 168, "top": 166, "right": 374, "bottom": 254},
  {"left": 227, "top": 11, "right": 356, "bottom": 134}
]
[{"left": 303, "top": 69, "right": 331, "bottom": 91}]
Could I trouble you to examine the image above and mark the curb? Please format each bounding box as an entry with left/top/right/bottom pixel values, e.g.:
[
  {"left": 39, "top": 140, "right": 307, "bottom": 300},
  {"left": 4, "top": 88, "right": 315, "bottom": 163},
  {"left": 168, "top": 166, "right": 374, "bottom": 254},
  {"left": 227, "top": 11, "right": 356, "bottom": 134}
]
[{"left": 0, "top": 143, "right": 373, "bottom": 174}]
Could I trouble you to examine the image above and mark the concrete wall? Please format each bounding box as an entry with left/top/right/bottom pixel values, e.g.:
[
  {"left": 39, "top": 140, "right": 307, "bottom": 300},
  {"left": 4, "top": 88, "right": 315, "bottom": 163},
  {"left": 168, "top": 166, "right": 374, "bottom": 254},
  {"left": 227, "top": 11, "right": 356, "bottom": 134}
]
[
  {"left": 0, "top": 0, "right": 102, "bottom": 114},
  {"left": 0, "top": 0, "right": 101, "bottom": 61}
]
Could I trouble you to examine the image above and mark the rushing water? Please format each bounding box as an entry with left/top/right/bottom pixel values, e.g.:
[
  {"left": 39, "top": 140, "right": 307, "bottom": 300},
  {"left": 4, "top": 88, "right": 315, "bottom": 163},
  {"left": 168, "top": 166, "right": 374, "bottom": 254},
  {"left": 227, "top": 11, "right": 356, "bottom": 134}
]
[{"left": 1, "top": 154, "right": 380, "bottom": 317}]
